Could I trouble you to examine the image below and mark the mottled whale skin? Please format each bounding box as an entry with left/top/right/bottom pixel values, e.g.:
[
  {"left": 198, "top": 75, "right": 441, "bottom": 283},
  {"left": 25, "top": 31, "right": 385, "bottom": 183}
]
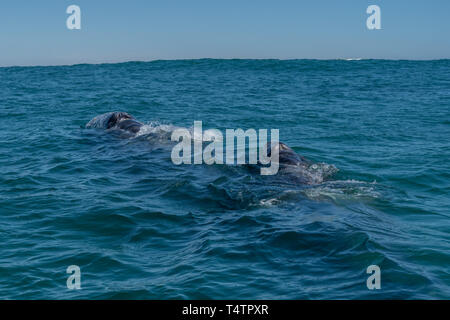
[
  {"left": 265, "top": 142, "right": 323, "bottom": 184},
  {"left": 267, "top": 142, "right": 311, "bottom": 167},
  {"left": 86, "top": 111, "right": 143, "bottom": 134}
]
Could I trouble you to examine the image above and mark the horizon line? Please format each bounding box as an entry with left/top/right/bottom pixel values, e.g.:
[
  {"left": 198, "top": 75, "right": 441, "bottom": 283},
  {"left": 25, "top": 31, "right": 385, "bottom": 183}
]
[{"left": 1, "top": 57, "right": 449, "bottom": 68}]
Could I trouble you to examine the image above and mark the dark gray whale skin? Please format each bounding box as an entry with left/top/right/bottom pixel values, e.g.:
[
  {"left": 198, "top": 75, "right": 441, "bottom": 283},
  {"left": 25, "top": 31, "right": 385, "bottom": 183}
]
[
  {"left": 105, "top": 112, "right": 143, "bottom": 134},
  {"left": 263, "top": 141, "right": 322, "bottom": 184},
  {"left": 267, "top": 142, "right": 312, "bottom": 167}
]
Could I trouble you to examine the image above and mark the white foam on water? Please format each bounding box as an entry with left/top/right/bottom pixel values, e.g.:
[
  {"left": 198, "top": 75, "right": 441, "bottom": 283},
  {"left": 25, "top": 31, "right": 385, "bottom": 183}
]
[
  {"left": 303, "top": 180, "right": 381, "bottom": 201},
  {"left": 134, "top": 121, "right": 177, "bottom": 138},
  {"left": 259, "top": 198, "right": 280, "bottom": 207}
]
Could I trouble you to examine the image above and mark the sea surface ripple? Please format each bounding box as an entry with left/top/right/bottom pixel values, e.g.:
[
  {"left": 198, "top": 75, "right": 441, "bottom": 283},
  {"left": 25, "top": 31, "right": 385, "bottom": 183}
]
[{"left": 0, "top": 59, "right": 449, "bottom": 299}]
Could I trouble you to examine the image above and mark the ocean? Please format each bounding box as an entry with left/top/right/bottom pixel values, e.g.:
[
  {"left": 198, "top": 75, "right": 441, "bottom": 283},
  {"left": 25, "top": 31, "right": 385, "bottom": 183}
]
[{"left": 0, "top": 59, "right": 449, "bottom": 299}]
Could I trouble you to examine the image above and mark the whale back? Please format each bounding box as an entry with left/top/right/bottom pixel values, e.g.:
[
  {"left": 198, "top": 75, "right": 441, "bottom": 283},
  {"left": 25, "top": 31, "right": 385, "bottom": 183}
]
[
  {"left": 86, "top": 112, "right": 126, "bottom": 129},
  {"left": 268, "top": 142, "right": 309, "bottom": 166},
  {"left": 106, "top": 112, "right": 134, "bottom": 129},
  {"left": 114, "top": 119, "right": 142, "bottom": 133},
  {"left": 86, "top": 112, "right": 142, "bottom": 134}
]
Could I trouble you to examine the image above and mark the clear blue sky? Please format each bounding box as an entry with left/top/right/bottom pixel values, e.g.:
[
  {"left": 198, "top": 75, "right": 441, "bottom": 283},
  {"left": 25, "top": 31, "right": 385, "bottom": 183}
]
[{"left": 0, "top": 0, "right": 449, "bottom": 66}]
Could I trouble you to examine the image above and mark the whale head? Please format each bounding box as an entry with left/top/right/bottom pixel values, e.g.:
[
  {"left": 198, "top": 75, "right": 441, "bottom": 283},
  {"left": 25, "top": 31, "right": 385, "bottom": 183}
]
[{"left": 106, "top": 112, "right": 134, "bottom": 129}]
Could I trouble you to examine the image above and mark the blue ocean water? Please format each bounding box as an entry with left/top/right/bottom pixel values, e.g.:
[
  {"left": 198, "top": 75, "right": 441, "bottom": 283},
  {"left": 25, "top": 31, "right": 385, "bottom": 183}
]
[{"left": 0, "top": 59, "right": 449, "bottom": 299}]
